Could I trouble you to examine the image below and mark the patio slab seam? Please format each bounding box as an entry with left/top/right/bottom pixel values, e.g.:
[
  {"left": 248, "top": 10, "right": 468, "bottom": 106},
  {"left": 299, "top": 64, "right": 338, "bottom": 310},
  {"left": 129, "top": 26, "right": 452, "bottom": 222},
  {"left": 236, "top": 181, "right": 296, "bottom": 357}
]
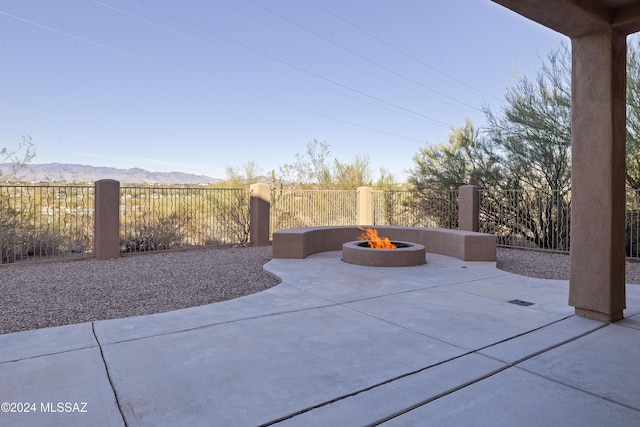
[
  {"left": 339, "top": 301, "right": 472, "bottom": 352},
  {"left": 337, "top": 294, "right": 575, "bottom": 354},
  {"left": 280, "top": 280, "right": 560, "bottom": 354},
  {"left": 367, "top": 366, "right": 513, "bottom": 426},
  {"left": 91, "top": 322, "right": 127, "bottom": 426},
  {"left": 365, "top": 320, "right": 615, "bottom": 425},
  {"left": 0, "top": 343, "right": 98, "bottom": 365},
  {"left": 262, "top": 350, "right": 488, "bottom": 426},
  {"left": 92, "top": 283, "right": 341, "bottom": 345},
  {"left": 284, "top": 279, "right": 450, "bottom": 306},
  {"left": 282, "top": 270, "right": 522, "bottom": 308},
  {"left": 96, "top": 301, "right": 341, "bottom": 346},
  {"left": 616, "top": 318, "right": 640, "bottom": 331},
  {"left": 476, "top": 317, "right": 607, "bottom": 366},
  {"left": 514, "top": 363, "right": 640, "bottom": 413},
  {"left": 276, "top": 315, "right": 609, "bottom": 425}
]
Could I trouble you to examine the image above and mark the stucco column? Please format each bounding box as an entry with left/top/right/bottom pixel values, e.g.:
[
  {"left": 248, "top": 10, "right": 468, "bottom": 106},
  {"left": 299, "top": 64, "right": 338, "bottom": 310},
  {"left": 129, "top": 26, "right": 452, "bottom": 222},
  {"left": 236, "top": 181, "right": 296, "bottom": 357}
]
[
  {"left": 569, "top": 30, "right": 627, "bottom": 322},
  {"left": 94, "top": 179, "right": 121, "bottom": 260},
  {"left": 249, "top": 183, "right": 270, "bottom": 246},
  {"left": 459, "top": 185, "right": 480, "bottom": 232},
  {"left": 357, "top": 186, "right": 373, "bottom": 225}
]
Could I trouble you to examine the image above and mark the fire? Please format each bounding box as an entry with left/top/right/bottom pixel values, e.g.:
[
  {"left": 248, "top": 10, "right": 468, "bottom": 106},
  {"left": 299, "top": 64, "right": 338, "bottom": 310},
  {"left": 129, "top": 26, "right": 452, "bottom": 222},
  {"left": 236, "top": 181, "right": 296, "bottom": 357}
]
[{"left": 357, "top": 226, "right": 397, "bottom": 249}]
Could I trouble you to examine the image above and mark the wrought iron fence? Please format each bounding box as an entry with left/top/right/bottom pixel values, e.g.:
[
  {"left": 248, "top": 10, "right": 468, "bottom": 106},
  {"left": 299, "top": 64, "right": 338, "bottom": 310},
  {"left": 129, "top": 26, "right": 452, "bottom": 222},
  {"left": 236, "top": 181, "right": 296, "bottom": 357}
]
[
  {"left": 5, "top": 183, "right": 640, "bottom": 263},
  {"left": 627, "top": 189, "right": 640, "bottom": 258},
  {"left": 0, "top": 184, "right": 94, "bottom": 264},
  {"left": 270, "top": 188, "right": 357, "bottom": 234},
  {"left": 120, "top": 186, "right": 249, "bottom": 253},
  {"left": 372, "top": 189, "right": 459, "bottom": 228},
  {"left": 479, "top": 190, "right": 571, "bottom": 252}
]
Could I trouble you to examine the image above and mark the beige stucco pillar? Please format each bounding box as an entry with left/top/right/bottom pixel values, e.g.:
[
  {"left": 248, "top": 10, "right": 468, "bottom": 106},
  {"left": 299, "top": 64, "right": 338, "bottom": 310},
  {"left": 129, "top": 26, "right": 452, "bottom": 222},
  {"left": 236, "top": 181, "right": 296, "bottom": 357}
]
[
  {"left": 569, "top": 30, "right": 627, "bottom": 322},
  {"left": 357, "top": 186, "right": 374, "bottom": 225},
  {"left": 250, "top": 183, "right": 270, "bottom": 246},
  {"left": 94, "top": 179, "right": 121, "bottom": 260},
  {"left": 459, "top": 185, "right": 480, "bottom": 232}
]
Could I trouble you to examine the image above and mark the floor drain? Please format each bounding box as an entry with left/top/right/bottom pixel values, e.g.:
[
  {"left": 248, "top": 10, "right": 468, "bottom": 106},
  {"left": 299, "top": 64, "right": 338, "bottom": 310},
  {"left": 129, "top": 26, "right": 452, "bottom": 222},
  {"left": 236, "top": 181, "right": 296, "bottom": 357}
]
[{"left": 508, "top": 299, "right": 534, "bottom": 306}]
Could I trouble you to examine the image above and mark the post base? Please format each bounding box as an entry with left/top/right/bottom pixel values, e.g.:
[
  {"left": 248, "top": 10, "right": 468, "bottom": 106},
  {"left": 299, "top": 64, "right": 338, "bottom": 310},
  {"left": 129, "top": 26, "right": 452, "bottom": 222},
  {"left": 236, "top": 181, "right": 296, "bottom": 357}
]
[{"left": 575, "top": 307, "right": 624, "bottom": 323}]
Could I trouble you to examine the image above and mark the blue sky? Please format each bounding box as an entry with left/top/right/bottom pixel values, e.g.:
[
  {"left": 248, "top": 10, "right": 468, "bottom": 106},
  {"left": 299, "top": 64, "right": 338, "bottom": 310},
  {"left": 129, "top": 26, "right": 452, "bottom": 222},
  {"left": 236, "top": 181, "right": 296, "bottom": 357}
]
[{"left": 1, "top": 0, "right": 568, "bottom": 181}]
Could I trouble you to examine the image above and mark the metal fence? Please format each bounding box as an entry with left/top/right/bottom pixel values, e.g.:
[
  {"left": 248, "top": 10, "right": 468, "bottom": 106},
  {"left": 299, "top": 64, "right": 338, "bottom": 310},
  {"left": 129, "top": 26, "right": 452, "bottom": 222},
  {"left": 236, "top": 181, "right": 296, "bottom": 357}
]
[
  {"left": 0, "top": 184, "right": 94, "bottom": 263},
  {"left": 627, "top": 189, "right": 640, "bottom": 258},
  {"left": 0, "top": 184, "right": 251, "bottom": 263},
  {"left": 5, "top": 183, "right": 640, "bottom": 263},
  {"left": 120, "top": 186, "right": 250, "bottom": 253},
  {"left": 372, "top": 189, "right": 459, "bottom": 228},
  {"left": 479, "top": 190, "right": 571, "bottom": 252},
  {"left": 269, "top": 188, "right": 358, "bottom": 234},
  {"left": 478, "top": 189, "right": 640, "bottom": 257}
]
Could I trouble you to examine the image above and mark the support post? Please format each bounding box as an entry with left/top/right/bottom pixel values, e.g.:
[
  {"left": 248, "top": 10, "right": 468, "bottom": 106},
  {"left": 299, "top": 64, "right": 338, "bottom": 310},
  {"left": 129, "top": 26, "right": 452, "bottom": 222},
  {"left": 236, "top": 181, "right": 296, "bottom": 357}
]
[
  {"left": 569, "top": 30, "right": 627, "bottom": 322},
  {"left": 250, "top": 183, "right": 270, "bottom": 246},
  {"left": 94, "top": 179, "right": 121, "bottom": 260},
  {"left": 357, "top": 186, "right": 374, "bottom": 225},
  {"left": 459, "top": 185, "right": 480, "bottom": 232}
]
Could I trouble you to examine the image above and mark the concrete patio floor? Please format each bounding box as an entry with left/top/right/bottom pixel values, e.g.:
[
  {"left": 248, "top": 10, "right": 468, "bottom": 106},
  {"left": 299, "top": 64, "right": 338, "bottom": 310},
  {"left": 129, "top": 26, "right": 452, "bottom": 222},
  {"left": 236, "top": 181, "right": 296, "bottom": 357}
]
[{"left": 1, "top": 251, "right": 639, "bottom": 426}]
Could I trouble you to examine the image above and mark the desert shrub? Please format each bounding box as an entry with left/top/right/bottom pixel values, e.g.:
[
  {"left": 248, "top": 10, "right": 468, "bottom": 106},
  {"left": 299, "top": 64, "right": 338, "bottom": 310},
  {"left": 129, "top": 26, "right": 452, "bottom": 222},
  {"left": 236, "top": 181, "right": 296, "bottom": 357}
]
[
  {"left": 210, "top": 191, "right": 250, "bottom": 244},
  {"left": 121, "top": 214, "right": 185, "bottom": 253},
  {"left": 1, "top": 218, "right": 65, "bottom": 263}
]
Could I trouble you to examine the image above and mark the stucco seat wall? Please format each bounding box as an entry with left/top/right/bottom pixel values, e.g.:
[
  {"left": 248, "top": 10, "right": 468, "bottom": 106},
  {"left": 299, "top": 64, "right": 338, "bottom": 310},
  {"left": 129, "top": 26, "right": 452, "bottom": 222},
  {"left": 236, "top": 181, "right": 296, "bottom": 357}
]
[{"left": 271, "top": 226, "right": 496, "bottom": 262}]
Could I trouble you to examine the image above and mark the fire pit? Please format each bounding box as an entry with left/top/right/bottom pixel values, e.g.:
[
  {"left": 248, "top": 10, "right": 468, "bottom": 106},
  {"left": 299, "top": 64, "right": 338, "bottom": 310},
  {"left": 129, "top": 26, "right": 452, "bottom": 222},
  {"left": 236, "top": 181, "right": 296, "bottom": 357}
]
[{"left": 341, "top": 227, "right": 426, "bottom": 267}]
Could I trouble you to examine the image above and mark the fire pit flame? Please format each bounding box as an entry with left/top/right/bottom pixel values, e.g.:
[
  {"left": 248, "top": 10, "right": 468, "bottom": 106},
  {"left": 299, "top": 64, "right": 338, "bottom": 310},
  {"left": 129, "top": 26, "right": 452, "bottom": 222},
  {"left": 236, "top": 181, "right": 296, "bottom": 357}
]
[{"left": 357, "top": 226, "right": 397, "bottom": 249}]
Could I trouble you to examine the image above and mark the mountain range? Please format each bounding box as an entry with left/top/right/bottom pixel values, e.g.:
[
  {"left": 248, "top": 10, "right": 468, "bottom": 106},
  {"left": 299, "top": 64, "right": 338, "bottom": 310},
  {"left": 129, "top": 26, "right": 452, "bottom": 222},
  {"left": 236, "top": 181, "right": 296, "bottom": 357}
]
[{"left": 0, "top": 163, "right": 223, "bottom": 185}]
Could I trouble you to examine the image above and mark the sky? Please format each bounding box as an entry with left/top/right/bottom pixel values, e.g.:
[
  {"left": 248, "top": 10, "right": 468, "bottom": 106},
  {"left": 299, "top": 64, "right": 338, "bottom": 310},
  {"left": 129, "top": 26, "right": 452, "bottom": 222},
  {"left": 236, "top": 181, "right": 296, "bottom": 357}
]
[{"left": 0, "top": 0, "right": 569, "bottom": 181}]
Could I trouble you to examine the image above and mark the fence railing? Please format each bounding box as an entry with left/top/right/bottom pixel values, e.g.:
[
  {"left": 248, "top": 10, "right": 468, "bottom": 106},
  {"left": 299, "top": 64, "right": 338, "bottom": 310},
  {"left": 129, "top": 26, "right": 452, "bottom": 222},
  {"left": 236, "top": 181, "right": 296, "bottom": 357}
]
[
  {"left": 268, "top": 188, "right": 459, "bottom": 233},
  {"left": 270, "top": 188, "right": 358, "bottom": 233},
  {"left": 479, "top": 189, "right": 571, "bottom": 252},
  {"left": 0, "top": 183, "right": 250, "bottom": 263},
  {"left": 372, "top": 189, "right": 458, "bottom": 228},
  {"left": 4, "top": 182, "right": 640, "bottom": 264},
  {"left": 120, "top": 186, "right": 250, "bottom": 253},
  {"left": 627, "top": 189, "right": 640, "bottom": 258},
  {"left": 0, "top": 184, "right": 94, "bottom": 263}
]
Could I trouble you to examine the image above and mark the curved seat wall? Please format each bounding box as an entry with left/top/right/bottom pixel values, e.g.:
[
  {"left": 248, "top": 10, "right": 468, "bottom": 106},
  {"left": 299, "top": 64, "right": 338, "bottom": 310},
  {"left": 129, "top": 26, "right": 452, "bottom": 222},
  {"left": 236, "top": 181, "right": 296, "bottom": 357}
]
[{"left": 271, "top": 226, "right": 496, "bottom": 262}]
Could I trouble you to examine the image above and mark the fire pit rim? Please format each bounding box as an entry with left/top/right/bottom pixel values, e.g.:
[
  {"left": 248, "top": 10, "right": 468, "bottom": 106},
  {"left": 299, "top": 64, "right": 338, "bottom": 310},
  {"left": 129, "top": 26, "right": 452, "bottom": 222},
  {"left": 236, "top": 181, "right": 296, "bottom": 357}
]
[
  {"left": 342, "top": 239, "right": 426, "bottom": 267},
  {"left": 355, "top": 240, "right": 413, "bottom": 249}
]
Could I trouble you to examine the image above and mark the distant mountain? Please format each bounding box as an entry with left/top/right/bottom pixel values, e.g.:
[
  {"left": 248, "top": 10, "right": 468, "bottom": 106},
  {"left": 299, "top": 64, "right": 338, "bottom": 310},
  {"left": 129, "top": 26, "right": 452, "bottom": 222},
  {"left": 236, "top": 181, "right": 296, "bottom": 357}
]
[{"left": 0, "top": 163, "right": 223, "bottom": 185}]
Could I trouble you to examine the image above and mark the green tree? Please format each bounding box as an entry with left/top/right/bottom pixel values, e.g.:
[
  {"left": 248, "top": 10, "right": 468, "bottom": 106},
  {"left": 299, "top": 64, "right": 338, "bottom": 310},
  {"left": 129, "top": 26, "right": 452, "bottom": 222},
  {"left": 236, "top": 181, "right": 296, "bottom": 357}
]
[
  {"left": 484, "top": 43, "right": 572, "bottom": 192},
  {"left": 412, "top": 41, "right": 640, "bottom": 194},
  {"left": 627, "top": 40, "right": 640, "bottom": 189},
  {"left": 407, "top": 45, "right": 573, "bottom": 250},
  {"left": 403, "top": 121, "right": 497, "bottom": 229},
  {"left": 408, "top": 45, "right": 572, "bottom": 193},
  {"left": 222, "top": 160, "right": 262, "bottom": 187},
  {"left": 494, "top": 42, "right": 570, "bottom": 250},
  {"left": 332, "top": 154, "right": 373, "bottom": 189},
  {"left": 407, "top": 120, "right": 500, "bottom": 190},
  {"left": 374, "top": 167, "right": 397, "bottom": 190}
]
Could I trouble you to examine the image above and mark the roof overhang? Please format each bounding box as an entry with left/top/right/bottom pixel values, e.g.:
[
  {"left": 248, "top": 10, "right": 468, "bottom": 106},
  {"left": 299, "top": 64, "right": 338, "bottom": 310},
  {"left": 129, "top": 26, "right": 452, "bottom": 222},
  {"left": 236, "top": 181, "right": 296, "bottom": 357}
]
[{"left": 492, "top": 0, "right": 640, "bottom": 37}]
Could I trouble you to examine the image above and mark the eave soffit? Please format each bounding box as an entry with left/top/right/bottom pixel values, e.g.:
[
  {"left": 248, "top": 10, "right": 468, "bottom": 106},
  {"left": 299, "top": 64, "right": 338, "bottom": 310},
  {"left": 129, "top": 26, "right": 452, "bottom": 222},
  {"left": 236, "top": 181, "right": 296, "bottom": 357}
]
[{"left": 492, "top": 0, "right": 640, "bottom": 37}]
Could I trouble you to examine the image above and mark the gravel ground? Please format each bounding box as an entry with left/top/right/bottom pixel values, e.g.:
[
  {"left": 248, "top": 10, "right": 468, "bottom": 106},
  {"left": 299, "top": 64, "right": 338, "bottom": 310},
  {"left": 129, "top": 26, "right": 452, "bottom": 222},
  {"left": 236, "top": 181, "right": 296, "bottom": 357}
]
[
  {"left": 497, "top": 247, "right": 640, "bottom": 284},
  {"left": 1, "top": 246, "right": 638, "bottom": 335},
  {"left": 0, "top": 246, "right": 279, "bottom": 335}
]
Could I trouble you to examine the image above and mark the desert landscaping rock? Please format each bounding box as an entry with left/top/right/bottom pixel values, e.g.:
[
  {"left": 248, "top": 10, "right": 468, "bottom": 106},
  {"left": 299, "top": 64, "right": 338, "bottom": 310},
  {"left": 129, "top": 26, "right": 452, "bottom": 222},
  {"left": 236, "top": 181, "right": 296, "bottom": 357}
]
[{"left": 0, "top": 245, "right": 279, "bottom": 334}]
